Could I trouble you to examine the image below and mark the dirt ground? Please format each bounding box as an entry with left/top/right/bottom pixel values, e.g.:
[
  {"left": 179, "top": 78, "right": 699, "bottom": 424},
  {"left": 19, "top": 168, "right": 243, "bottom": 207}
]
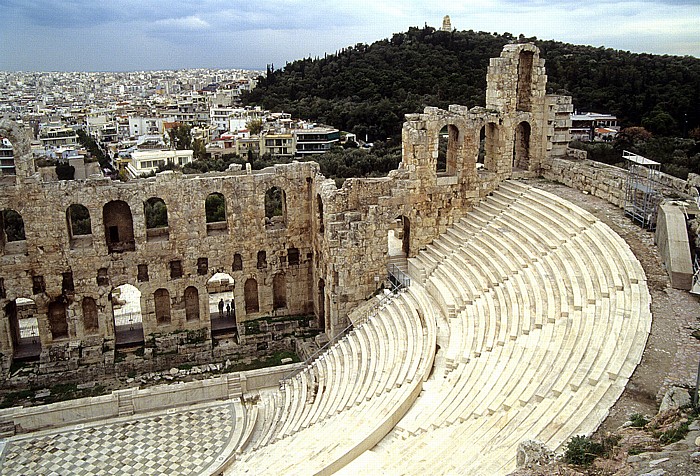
[{"left": 530, "top": 178, "right": 700, "bottom": 432}]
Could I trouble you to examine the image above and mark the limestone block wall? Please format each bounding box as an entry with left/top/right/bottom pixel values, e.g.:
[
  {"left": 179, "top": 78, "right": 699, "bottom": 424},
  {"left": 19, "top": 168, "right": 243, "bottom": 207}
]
[
  {"left": 0, "top": 162, "right": 319, "bottom": 375},
  {"left": 0, "top": 42, "right": 572, "bottom": 378}
]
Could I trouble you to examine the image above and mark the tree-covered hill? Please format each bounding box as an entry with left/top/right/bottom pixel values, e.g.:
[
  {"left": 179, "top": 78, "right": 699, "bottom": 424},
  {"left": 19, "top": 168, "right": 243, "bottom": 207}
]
[{"left": 243, "top": 26, "right": 700, "bottom": 142}]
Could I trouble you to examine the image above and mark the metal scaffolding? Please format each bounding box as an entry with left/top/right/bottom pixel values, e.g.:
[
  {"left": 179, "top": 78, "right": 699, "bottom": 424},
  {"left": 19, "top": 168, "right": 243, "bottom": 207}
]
[{"left": 623, "top": 150, "right": 662, "bottom": 230}]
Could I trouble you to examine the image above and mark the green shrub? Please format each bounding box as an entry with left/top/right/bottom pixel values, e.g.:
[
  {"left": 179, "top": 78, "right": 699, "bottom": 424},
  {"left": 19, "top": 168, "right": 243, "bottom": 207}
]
[
  {"left": 629, "top": 413, "right": 649, "bottom": 428},
  {"left": 564, "top": 435, "right": 605, "bottom": 466}
]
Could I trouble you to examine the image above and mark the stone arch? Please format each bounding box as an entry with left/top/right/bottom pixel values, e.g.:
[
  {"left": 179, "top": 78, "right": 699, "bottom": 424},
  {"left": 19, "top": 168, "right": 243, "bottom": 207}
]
[
  {"left": 6, "top": 297, "right": 41, "bottom": 361},
  {"left": 82, "top": 297, "right": 99, "bottom": 333},
  {"left": 207, "top": 273, "right": 236, "bottom": 335},
  {"left": 154, "top": 288, "right": 171, "bottom": 325},
  {"left": 184, "top": 286, "right": 200, "bottom": 322},
  {"left": 436, "top": 124, "right": 460, "bottom": 175},
  {"left": 144, "top": 197, "right": 169, "bottom": 241},
  {"left": 67, "top": 204, "right": 91, "bottom": 237},
  {"left": 48, "top": 299, "right": 69, "bottom": 340},
  {"left": 244, "top": 278, "right": 259, "bottom": 313},
  {"left": 273, "top": 273, "right": 287, "bottom": 310},
  {"left": 317, "top": 194, "right": 324, "bottom": 233},
  {"left": 205, "top": 192, "right": 227, "bottom": 235},
  {"left": 103, "top": 200, "right": 135, "bottom": 253},
  {"left": 478, "top": 122, "right": 501, "bottom": 172},
  {"left": 265, "top": 186, "right": 286, "bottom": 229},
  {"left": 111, "top": 283, "right": 144, "bottom": 347},
  {"left": 513, "top": 121, "right": 531, "bottom": 170},
  {"left": 516, "top": 50, "right": 535, "bottom": 112}
]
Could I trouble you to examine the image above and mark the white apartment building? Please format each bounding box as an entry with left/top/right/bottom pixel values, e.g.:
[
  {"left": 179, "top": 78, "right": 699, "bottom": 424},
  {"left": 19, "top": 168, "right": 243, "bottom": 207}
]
[{"left": 127, "top": 149, "right": 194, "bottom": 177}]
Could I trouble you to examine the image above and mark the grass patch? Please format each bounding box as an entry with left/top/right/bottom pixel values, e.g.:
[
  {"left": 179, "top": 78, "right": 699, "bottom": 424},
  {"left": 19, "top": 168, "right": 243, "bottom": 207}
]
[{"left": 656, "top": 421, "right": 691, "bottom": 444}]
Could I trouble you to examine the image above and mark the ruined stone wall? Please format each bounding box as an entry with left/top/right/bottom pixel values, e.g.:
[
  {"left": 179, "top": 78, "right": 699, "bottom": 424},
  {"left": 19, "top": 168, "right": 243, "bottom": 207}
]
[
  {"left": 542, "top": 157, "right": 697, "bottom": 207},
  {"left": 0, "top": 43, "right": 569, "bottom": 381},
  {"left": 0, "top": 159, "right": 318, "bottom": 376}
]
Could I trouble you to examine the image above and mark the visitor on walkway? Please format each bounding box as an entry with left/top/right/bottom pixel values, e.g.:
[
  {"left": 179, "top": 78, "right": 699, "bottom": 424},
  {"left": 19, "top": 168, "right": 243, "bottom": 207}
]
[
  {"left": 218, "top": 298, "right": 224, "bottom": 317},
  {"left": 226, "top": 302, "right": 231, "bottom": 318}
]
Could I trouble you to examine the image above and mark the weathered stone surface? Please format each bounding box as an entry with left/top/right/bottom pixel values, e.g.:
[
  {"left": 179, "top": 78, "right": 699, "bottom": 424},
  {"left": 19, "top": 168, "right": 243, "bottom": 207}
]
[
  {"left": 516, "top": 440, "right": 555, "bottom": 468},
  {"left": 659, "top": 386, "right": 691, "bottom": 413}
]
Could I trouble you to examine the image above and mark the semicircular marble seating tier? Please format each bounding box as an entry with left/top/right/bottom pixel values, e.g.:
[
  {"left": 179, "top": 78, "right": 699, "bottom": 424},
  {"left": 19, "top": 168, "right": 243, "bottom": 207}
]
[{"left": 221, "top": 180, "right": 651, "bottom": 475}]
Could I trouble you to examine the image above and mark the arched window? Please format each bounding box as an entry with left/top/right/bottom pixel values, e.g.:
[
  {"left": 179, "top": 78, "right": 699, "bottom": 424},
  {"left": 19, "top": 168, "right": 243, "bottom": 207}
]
[
  {"left": 516, "top": 50, "right": 534, "bottom": 112},
  {"left": 232, "top": 253, "right": 243, "bottom": 272},
  {"left": 513, "top": 121, "right": 531, "bottom": 170},
  {"left": 103, "top": 200, "right": 135, "bottom": 252},
  {"left": 154, "top": 288, "right": 171, "bottom": 324},
  {"left": 2, "top": 209, "right": 25, "bottom": 242},
  {"left": 205, "top": 192, "right": 227, "bottom": 235},
  {"left": 273, "top": 273, "right": 287, "bottom": 310},
  {"left": 184, "top": 286, "right": 200, "bottom": 321},
  {"left": 144, "top": 197, "right": 169, "bottom": 241},
  {"left": 67, "top": 204, "right": 91, "bottom": 236},
  {"left": 82, "top": 297, "right": 99, "bottom": 333},
  {"left": 244, "top": 278, "right": 259, "bottom": 313},
  {"left": 264, "top": 187, "right": 286, "bottom": 229},
  {"left": 436, "top": 124, "right": 459, "bottom": 175},
  {"left": 48, "top": 300, "right": 69, "bottom": 339}
]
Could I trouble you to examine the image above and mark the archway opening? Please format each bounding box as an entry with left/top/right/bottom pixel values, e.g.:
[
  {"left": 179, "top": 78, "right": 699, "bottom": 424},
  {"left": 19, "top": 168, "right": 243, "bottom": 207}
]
[
  {"left": 144, "top": 197, "right": 169, "bottom": 241},
  {"left": 265, "top": 186, "right": 286, "bottom": 230},
  {"left": 207, "top": 272, "right": 236, "bottom": 336},
  {"left": 436, "top": 124, "right": 459, "bottom": 176},
  {"left": 1, "top": 209, "right": 26, "bottom": 254},
  {"left": 103, "top": 200, "right": 135, "bottom": 253},
  {"left": 67, "top": 204, "right": 92, "bottom": 248},
  {"left": 516, "top": 50, "right": 534, "bottom": 112},
  {"left": 111, "top": 283, "right": 144, "bottom": 348},
  {"left": 205, "top": 192, "right": 227, "bottom": 236},
  {"left": 6, "top": 297, "right": 41, "bottom": 361},
  {"left": 513, "top": 121, "right": 531, "bottom": 170}
]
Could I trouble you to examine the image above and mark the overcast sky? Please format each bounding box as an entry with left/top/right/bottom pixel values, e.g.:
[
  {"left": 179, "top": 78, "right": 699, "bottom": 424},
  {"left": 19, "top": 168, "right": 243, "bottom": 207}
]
[{"left": 0, "top": 0, "right": 698, "bottom": 71}]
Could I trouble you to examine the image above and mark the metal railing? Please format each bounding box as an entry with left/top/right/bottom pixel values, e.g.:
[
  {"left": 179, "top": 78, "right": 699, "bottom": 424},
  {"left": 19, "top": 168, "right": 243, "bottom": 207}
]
[
  {"left": 388, "top": 263, "right": 411, "bottom": 289},
  {"left": 279, "top": 268, "right": 409, "bottom": 388}
]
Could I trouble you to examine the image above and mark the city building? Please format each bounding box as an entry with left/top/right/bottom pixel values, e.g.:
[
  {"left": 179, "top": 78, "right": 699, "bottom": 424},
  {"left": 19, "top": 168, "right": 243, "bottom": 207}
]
[
  {"left": 570, "top": 112, "right": 619, "bottom": 141},
  {"left": 0, "top": 137, "right": 15, "bottom": 176},
  {"left": 126, "top": 148, "right": 194, "bottom": 177}
]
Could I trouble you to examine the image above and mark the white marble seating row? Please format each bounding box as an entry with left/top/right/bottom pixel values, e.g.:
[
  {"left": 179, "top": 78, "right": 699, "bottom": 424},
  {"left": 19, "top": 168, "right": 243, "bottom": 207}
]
[
  {"left": 229, "top": 284, "right": 437, "bottom": 475},
  {"left": 358, "top": 182, "right": 651, "bottom": 475}
]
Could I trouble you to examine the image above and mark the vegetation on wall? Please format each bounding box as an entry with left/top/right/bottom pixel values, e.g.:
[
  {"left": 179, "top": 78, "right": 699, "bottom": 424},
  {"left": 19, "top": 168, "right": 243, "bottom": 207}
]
[{"left": 241, "top": 26, "right": 699, "bottom": 178}]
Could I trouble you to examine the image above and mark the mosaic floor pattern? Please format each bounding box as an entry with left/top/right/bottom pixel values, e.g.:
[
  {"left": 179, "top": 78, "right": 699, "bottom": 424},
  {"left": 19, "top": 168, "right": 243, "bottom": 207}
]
[{"left": 0, "top": 402, "right": 235, "bottom": 475}]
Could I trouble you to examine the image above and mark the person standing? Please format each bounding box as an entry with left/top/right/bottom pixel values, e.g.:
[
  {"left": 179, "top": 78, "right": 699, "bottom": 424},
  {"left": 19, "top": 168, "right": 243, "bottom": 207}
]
[{"left": 218, "top": 298, "right": 224, "bottom": 317}]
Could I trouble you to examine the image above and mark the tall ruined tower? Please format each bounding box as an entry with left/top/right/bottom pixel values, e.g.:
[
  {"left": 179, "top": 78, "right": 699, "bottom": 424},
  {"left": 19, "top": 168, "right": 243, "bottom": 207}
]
[{"left": 485, "top": 43, "right": 549, "bottom": 172}]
